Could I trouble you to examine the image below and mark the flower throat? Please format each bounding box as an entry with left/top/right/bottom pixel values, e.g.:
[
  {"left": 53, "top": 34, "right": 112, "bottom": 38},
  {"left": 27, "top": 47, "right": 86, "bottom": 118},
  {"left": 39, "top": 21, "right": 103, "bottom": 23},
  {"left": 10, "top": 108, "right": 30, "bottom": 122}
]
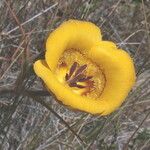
[{"left": 55, "top": 49, "right": 106, "bottom": 99}]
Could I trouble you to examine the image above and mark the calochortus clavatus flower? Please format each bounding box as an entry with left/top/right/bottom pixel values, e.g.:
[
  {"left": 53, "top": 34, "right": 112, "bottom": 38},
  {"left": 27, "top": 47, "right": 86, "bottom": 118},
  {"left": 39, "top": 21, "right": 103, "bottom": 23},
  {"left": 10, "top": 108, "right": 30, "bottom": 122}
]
[{"left": 34, "top": 20, "right": 136, "bottom": 115}]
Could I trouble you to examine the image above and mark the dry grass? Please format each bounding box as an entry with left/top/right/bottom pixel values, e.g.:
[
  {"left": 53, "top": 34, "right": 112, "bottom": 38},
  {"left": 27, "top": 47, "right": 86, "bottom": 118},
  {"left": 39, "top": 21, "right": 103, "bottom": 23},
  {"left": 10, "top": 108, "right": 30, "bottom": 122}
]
[{"left": 0, "top": 0, "right": 150, "bottom": 150}]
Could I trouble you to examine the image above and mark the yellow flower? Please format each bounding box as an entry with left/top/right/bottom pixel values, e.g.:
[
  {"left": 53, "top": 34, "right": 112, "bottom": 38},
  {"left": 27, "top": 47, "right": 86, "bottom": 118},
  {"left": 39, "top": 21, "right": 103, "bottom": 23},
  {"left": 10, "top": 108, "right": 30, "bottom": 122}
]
[{"left": 34, "top": 20, "right": 136, "bottom": 115}]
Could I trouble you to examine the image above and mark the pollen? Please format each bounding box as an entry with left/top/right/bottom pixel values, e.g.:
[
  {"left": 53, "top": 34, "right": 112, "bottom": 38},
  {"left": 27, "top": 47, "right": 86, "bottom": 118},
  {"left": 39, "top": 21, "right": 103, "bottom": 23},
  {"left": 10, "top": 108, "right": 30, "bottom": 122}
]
[{"left": 55, "top": 49, "right": 106, "bottom": 99}]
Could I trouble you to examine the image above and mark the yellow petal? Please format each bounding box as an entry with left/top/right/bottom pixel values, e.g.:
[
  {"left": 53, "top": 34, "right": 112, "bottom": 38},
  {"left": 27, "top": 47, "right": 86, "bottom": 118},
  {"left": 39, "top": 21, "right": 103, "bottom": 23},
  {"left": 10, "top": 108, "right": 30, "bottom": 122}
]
[
  {"left": 88, "top": 41, "right": 136, "bottom": 115},
  {"left": 45, "top": 19, "right": 102, "bottom": 71},
  {"left": 34, "top": 60, "right": 108, "bottom": 115}
]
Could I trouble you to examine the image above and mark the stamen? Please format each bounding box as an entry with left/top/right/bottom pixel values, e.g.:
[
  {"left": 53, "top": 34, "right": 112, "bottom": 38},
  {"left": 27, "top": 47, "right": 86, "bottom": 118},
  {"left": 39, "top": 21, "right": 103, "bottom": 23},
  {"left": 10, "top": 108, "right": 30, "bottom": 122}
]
[
  {"left": 65, "top": 62, "right": 93, "bottom": 89},
  {"left": 78, "top": 76, "right": 93, "bottom": 82},
  {"left": 75, "top": 84, "right": 86, "bottom": 88},
  {"left": 69, "top": 74, "right": 85, "bottom": 84},
  {"left": 75, "top": 64, "right": 87, "bottom": 76},
  {"left": 69, "top": 82, "right": 86, "bottom": 88},
  {"left": 68, "top": 62, "right": 78, "bottom": 79}
]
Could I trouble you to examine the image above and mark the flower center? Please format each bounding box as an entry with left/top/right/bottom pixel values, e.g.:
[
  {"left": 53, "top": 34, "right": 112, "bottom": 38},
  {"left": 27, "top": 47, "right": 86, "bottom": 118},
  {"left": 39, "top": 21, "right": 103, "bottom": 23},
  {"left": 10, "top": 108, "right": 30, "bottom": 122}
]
[
  {"left": 65, "top": 62, "right": 93, "bottom": 88},
  {"left": 55, "top": 49, "right": 106, "bottom": 99}
]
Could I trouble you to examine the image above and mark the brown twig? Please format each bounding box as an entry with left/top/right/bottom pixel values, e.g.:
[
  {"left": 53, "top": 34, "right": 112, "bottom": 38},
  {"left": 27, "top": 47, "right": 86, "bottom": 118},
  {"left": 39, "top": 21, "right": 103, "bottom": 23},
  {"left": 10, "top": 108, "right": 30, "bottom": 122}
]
[
  {"left": 30, "top": 96, "right": 87, "bottom": 146},
  {"left": 0, "top": 87, "right": 50, "bottom": 97},
  {"left": 100, "top": 0, "right": 122, "bottom": 27},
  {"left": 4, "top": 0, "right": 25, "bottom": 38},
  {"left": 6, "top": 2, "right": 58, "bottom": 35},
  {"left": 0, "top": 85, "right": 86, "bottom": 146}
]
